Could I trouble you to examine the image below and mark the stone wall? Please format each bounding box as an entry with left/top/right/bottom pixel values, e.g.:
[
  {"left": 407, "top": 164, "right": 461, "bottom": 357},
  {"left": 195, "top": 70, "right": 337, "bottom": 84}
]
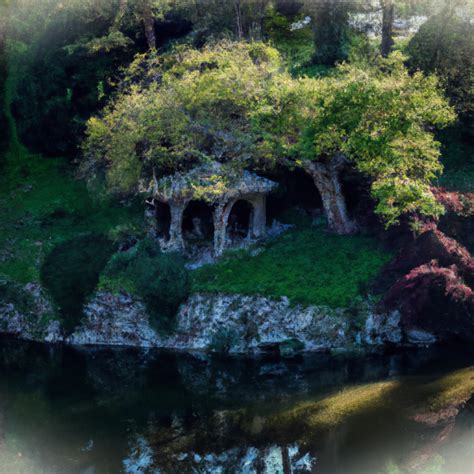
[{"left": 1, "top": 289, "right": 403, "bottom": 355}]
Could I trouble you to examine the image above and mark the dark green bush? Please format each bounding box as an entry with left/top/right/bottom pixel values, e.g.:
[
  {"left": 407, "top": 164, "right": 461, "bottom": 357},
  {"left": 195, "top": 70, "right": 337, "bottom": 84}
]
[
  {"left": 104, "top": 239, "right": 190, "bottom": 332},
  {"left": 40, "top": 234, "right": 115, "bottom": 332},
  {"left": 0, "top": 45, "right": 8, "bottom": 171},
  {"left": 407, "top": 11, "right": 473, "bottom": 131}
]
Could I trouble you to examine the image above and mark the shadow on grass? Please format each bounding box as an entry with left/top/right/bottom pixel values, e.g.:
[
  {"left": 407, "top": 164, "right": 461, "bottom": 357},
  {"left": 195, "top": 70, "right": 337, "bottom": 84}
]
[{"left": 40, "top": 234, "right": 115, "bottom": 333}]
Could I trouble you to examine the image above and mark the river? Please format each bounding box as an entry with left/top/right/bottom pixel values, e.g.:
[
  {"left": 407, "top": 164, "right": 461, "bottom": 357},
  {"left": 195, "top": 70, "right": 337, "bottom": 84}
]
[{"left": 0, "top": 337, "right": 473, "bottom": 473}]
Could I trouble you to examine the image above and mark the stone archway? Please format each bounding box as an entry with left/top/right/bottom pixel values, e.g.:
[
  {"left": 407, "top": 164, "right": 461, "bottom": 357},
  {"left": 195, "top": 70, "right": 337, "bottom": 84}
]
[
  {"left": 213, "top": 194, "right": 268, "bottom": 257},
  {"left": 145, "top": 198, "right": 171, "bottom": 240},
  {"left": 182, "top": 200, "right": 215, "bottom": 244},
  {"left": 155, "top": 201, "right": 171, "bottom": 239},
  {"left": 227, "top": 200, "right": 253, "bottom": 239},
  {"left": 148, "top": 162, "right": 278, "bottom": 257}
]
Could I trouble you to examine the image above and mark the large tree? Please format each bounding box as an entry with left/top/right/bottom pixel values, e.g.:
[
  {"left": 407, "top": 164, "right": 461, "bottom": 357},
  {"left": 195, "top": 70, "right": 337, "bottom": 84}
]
[
  {"left": 407, "top": 1, "right": 474, "bottom": 134},
  {"left": 82, "top": 41, "right": 283, "bottom": 194},
  {"left": 83, "top": 43, "right": 455, "bottom": 233},
  {"left": 255, "top": 52, "right": 456, "bottom": 232}
]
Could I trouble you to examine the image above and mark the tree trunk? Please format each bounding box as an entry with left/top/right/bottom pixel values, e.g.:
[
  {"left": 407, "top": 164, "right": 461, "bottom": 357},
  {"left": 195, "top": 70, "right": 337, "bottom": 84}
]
[
  {"left": 167, "top": 201, "right": 186, "bottom": 252},
  {"left": 234, "top": 0, "right": 244, "bottom": 40},
  {"left": 302, "top": 156, "right": 357, "bottom": 235},
  {"left": 381, "top": 0, "right": 394, "bottom": 58},
  {"left": 213, "top": 200, "right": 236, "bottom": 257},
  {"left": 141, "top": 0, "right": 156, "bottom": 50},
  {"left": 111, "top": 0, "right": 128, "bottom": 30}
]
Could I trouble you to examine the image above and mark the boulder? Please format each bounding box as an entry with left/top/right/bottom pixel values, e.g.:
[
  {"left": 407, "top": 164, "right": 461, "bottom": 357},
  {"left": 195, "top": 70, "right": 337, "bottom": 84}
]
[{"left": 0, "top": 282, "right": 61, "bottom": 342}]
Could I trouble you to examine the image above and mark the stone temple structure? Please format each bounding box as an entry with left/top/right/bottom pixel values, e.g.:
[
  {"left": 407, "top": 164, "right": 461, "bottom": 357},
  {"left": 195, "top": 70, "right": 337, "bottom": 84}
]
[{"left": 142, "top": 162, "right": 277, "bottom": 256}]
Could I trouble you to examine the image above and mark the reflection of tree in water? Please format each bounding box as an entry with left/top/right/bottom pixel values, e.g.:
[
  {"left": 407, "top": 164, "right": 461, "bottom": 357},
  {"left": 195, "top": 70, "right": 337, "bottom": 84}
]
[{"left": 0, "top": 341, "right": 473, "bottom": 473}]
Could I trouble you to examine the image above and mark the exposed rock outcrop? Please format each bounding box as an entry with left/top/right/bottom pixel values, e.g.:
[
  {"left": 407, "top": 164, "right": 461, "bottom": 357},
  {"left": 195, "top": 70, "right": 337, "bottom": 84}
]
[
  {"left": 0, "top": 283, "right": 61, "bottom": 342},
  {"left": 1, "top": 290, "right": 403, "bottom": 354}
]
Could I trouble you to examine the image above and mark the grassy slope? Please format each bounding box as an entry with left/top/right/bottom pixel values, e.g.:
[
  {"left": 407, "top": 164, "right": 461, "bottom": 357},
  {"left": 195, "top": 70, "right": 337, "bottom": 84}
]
[
  {"left": 191, "top": 222, "right": 392, "bottom": 308},
  {"left": 0, "top": 69, "right": 141, "bottom": 285}
]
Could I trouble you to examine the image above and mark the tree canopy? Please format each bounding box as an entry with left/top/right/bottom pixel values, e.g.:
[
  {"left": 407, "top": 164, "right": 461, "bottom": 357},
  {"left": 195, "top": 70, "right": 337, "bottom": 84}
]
[
  {"left": 407, "top": 4, "right": 474, "bottom": 129},
  {"left": 82, "top": 41, "right": 284, "bottom": 194},
  {"left": 256, "top": 52, "right": 456, "bottom": 226},
  {"left": 84, "top": 42, "right": 455, "bottom": 228}
]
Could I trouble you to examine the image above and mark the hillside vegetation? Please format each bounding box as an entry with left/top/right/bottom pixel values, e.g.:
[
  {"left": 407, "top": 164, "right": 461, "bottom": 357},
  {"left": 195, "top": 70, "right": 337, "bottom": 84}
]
[{"left": 1, "top": 0, "right": 472, "bottom": 331}]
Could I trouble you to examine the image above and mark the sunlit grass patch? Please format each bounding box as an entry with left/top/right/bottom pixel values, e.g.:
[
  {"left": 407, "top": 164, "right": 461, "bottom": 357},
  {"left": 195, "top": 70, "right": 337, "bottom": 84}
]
[{"left": 191, "top": 227, "right": 392, "bottom": 307}]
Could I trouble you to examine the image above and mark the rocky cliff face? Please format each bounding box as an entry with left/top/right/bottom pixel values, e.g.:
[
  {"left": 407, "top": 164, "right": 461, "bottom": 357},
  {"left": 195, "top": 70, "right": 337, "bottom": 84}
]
[
  {"left": 0, "top": 283, "right": 61, "bottom": 342},
  {"left": 0, "top": 290, "right": 403, "bottom": 355}
]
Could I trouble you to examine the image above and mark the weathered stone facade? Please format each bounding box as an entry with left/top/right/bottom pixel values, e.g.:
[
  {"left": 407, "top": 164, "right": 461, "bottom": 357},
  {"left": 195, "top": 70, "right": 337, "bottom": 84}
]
[{"left": 142, "top": 162, "right": 277, "bottom": 256}]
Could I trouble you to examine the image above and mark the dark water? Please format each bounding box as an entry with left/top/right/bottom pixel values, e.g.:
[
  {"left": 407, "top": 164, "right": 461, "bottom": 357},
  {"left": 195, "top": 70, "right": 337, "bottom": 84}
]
[{"left": 0, "top": 338, "right": 473, "bottom": 474}]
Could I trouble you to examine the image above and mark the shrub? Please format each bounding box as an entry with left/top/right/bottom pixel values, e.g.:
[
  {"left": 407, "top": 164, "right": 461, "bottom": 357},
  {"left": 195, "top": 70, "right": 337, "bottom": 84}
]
[
  {"left": 40, "top": 234, "right": 115, "bottom": 333},
  {"left": 407, "top": 10, "right": 473, "bottom": 129},
  {"left": 103, "top": 239, "right": 190, "bottom": 332}
]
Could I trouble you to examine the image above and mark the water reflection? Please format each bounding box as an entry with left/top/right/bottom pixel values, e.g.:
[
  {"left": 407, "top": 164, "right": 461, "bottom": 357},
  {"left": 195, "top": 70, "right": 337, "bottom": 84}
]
[{"left": 0, "top": 337, "right": 473, "bottom": 473}]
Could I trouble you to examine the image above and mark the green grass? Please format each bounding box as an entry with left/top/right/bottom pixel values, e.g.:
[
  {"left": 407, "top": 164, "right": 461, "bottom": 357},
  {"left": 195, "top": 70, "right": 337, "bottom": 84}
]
[
  {"left": 191, "top": 225, "right": 392, "bottom": 308},
  {"left": 0, "top": 68, "right": 142, "bottom": 308}
]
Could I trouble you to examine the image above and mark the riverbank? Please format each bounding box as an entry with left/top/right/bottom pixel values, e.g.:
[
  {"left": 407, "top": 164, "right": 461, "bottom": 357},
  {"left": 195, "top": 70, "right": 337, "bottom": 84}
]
[{"left": 0, "top": 288, "right": 423, "bottom": 355}]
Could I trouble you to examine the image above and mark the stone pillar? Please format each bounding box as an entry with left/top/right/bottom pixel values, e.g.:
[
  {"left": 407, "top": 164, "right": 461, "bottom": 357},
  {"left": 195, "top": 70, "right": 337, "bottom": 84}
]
[
  {"left": 249, "top": 194, "right": 266, "bottom": 238},
  {"left": 213, "top": 199, "right": 236, "bottom": 257},
  {"left": 166, "top": 200, "right": 186, "bottom": 252}
]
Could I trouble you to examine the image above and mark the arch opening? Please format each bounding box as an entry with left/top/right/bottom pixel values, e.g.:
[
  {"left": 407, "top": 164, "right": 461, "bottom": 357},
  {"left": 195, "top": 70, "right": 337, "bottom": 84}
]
[
  {"left": 227, "top": 200, "right": 253, "bottom": 240},
  {"left": 155, "top": 201, "right": 171, "bottom": 239},
  {"left": 265, "top": 167, "right": 323, "bottom": 225},
  {"left": 182, "top": 200, "right": 214, "bottom": 243}
]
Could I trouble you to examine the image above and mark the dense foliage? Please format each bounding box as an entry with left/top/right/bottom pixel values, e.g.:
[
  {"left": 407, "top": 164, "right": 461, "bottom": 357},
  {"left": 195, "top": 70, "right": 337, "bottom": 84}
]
[
  {"left": 4, "top": 0, "right": 193, "bottom": 156},
  {"left": 1, "top": 0, "right": 472, "bottom": 323},
  {"left": 257, "top": 52, "right": 456, "bottom": 225},
  {"left": 82, "top": 42, "right": 284, "bottom": 193},
  {"left": 7, "top": 0, "right": 440, "bottom": 158},
  {"left": 407, "top": 6, "right": 474, "bottom": 133},
  {"left": 101, "top": 239, "right": 190, "bottom": 330},
  {"left": 85, "top": 42, "right": 455, "bottom": 227}
]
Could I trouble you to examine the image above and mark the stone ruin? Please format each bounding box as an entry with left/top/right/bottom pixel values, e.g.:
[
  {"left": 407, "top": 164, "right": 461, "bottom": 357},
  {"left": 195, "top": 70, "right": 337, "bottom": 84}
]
[{"left": 142, "top": 162, "right": 278, "bottom": 257}]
